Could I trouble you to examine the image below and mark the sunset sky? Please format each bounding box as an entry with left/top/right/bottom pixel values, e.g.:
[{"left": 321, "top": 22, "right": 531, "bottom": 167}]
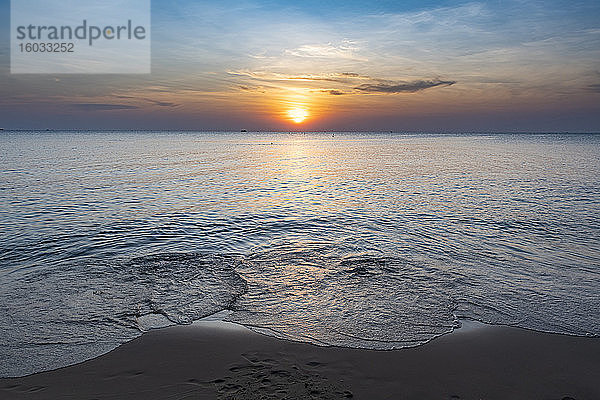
[{"left": 1, "top": 0, "right": 599, "bottom": 131}]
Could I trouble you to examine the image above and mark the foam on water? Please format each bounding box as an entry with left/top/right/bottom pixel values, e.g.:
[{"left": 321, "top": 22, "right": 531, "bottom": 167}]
[
  {"left": 229, "top": 245, "right": 458, "bottom": 348},
  {"left": 0, "top": 253, "right": 246, "bottom": 377},
  {"left": 228, "top": 241, "right": 599, "bottom": 349}
]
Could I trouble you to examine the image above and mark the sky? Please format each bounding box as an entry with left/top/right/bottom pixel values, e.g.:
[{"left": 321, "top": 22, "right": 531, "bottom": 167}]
[{"left": 1, "top": 0, "right": 599, "bottom": 131}]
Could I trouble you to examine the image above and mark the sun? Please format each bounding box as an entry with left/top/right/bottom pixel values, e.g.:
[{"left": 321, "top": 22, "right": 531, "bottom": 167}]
[{"left": 288, "top": 108, "right": 309, "bottom": 123}]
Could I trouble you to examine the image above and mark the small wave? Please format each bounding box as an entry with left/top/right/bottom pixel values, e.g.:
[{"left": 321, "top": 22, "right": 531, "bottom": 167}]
[
  {"left": 0, "top": 252, "right": 247, "bottom": 377},
  {"left": 228, "top": 242, "right": 600, "bottom": 351},
  {"left": 228, "top": 245, "right": 459, "bottom": 350},
  {"left": 2, "top": 245, "right": 599, "bottom": 377}
]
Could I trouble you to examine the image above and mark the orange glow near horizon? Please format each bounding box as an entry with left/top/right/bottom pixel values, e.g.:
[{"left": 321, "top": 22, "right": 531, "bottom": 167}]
[{"left": 288, "top": 108, "right": 309, "bottom": 124}]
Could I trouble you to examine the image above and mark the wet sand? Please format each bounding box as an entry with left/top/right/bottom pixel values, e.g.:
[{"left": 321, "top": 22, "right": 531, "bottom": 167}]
[{"left": 1, "top": 320, "right": 598, "bottom": 399}]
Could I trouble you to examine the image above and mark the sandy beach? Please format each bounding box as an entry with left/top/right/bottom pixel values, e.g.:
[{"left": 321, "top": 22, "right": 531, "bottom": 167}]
[{"left": 1, "top": 320, "right": 598, "bottom": 400}]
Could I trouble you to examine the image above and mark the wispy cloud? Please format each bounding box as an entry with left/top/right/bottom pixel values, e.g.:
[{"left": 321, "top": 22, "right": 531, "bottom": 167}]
[
  {"left": 324, "top": 89, "right": 346, "bottom": 96},
  {"left": 585, "top": 83, "right": 600, "bottom": 93},
  {"left": 227, "top": 70, "right": 370, "bottom": 83},
  {"left": 113, "top": 94, "right": 179, "bottom": 107},
  {"left": 228, "top": 69, "right": 455, "bottom": 95},
  {"left": 284, "top": 41, "right": 367, "bottom": 61},
  {"left": 238, "top": 85, "right": 266, "bottom": 93},
  {"left": 355, "top": 79, "right": 456, "bottom": 94},
  {"left": 72, "top": 103, "right": 139, "bottom": 111},
  {"left": 146, "top": 99, "right": 179, "bottom": 107}
]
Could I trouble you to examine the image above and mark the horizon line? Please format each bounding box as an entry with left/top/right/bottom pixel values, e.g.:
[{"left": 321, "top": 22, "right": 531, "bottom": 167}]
[{"left": 1, "top": 129, "right": 599, "bottom": 135}]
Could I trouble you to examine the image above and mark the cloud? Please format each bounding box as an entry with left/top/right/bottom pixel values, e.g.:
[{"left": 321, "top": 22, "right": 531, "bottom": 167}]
[
  {"left": 585, "top": 83, "right": 600, "bottom": 93},
  {"left": 355, "top": 79, "right": 456, "bottom": 93},
  {"left": 338, "top": 73, "right": 363, "bottom": 78},
  {"left": 145, "top": 99, "right": 178, "bottom": 107},
  {"left": 284, "top": 41, "right": 367, "bottom": 61},
  {"left": 113, "top": 95, "right": 179, "bottom": 107},
  {"left": 227, "top": 70, "right": 369, "bottom": 83},
  {"left": 238, "top": 85, "right": 266, "bottom": 93},
  {"left": 287, "top": 73, "right": 371, "bottom": 83},
  {"left": 317, "top": 89, "right": 346, "bottom": 95},
  {"left": 228, "top": 69, "right": 456, "bottom": 96},
  {"left": 72, "top": 103, "right": 139, "bottom": 111}
]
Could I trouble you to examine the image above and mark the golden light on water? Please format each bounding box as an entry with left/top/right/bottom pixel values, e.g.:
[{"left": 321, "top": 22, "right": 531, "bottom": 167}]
[{"left": 288, "top": 108, "right": 309, "bottom": 123}]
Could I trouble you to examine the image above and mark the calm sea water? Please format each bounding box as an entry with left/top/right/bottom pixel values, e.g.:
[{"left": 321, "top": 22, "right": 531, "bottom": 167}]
[{"left": 1, "top": 131, "right": 599, "bottom": 377}]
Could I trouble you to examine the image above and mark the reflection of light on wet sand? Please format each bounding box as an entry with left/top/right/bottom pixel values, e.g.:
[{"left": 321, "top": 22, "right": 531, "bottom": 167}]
[
  {"left": 194, "top": 310, "right": 251, "bottom": 333},
  {"left": 452, "top": 319, "right": 491, "bottom": 335}
]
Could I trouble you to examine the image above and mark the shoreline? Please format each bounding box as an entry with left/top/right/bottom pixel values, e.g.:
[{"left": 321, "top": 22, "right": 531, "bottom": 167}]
[{"left": 1, "top": 319, "right": 599, "bottom": 399}]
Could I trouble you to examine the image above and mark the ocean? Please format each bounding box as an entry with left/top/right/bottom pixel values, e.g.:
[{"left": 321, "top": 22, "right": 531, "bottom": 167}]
[{"left": 1, "top": 131, "right": 599, "bottom": 377}]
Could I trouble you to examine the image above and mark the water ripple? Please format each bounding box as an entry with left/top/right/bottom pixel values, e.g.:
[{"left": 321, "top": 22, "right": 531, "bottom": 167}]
[{"left": 1, "top": 131, "right": 599, "bottom": 377}]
